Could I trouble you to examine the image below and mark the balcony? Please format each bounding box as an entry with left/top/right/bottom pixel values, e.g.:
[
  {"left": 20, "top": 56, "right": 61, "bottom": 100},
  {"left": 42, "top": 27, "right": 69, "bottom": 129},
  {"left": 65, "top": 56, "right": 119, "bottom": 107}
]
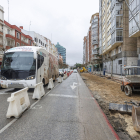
[
  {"left": 92, "top": 50, "right": 98, "bottom": 55},
  {"left": 0, "top": 29, "right": 3, "bottom": 36},
  {"left": 111, "top": 36, "right": 123, "bottom": 48},
  {"left": 129, "top": 23, "right": 140, "bottom": 37},
  {"left": 92, "top": 56, "right": 102, "bottom": 60},
  {"left": 92, "top": 40, "right": 98, "bottom": 45},
  {"left": 0, "top": 42, "right": 3, "bottom": 48},
  {"left": 7, "top": 42, "right": 15, "bottom": 47},
  {"left": 6, "top": 33, "right": 15, "bottom": 40}
]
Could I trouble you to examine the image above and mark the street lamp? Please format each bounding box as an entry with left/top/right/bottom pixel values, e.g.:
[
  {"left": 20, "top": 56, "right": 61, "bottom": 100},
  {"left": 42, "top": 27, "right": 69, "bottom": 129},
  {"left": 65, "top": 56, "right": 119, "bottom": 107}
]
[{"left": 118, "top": 0, "right": 140, "bottom": 31}]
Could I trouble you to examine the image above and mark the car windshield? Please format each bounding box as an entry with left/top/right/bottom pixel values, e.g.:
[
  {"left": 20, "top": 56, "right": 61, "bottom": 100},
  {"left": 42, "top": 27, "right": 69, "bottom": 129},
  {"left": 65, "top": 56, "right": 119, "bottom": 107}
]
[
  {"left": 125, "top": 67, "right": 140, "bottom": 76},
  {"left": 1, "top": 52, "right": 36, "bottom": 71},
  {"left": 1, "top": 52, "right": 36, "bottom": 79}
]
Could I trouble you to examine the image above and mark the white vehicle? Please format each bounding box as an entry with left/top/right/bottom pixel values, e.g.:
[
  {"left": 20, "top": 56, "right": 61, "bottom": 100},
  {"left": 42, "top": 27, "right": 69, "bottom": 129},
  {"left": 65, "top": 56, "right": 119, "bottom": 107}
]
[
  {"left": 1, "top": 46, "right": 59, "bottom": 88},
  {"left": 73, "top": 69, "right": 77, "bottom": 73}
]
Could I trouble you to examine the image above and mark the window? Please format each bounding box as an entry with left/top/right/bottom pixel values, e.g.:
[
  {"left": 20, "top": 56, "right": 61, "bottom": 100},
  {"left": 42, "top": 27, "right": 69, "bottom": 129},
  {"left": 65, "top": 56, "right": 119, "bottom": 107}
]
[
  {"left": 7, "top": 29, "right": 10, "bottom": 34},
  {"left": 29, "top": 40, "right": 32, "bottom": 45},
  {"left": 37, "top": 54, "right": 44, "bottom": 69},
  {"left": 118, "top": 60, "right": 122, "bottom": 64},
  {"left": 16, "top": 42, "right": 20, "bottom": 47},
  {"left": 17, "top": 32, "right": 20, "bottom": 39}
]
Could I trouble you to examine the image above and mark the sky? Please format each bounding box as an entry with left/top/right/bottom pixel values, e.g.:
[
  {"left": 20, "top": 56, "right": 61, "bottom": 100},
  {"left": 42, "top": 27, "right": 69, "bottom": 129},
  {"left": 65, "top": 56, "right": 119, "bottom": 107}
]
[{"left": 1, "top": 0, "right": 99, "bottom": 66}]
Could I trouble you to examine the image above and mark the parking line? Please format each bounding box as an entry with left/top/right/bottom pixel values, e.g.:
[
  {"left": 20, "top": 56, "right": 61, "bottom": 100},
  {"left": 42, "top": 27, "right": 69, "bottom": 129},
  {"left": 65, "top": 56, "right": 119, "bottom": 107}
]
[{"left": 0, "top": 83, "right": 59, "bottom": 134}]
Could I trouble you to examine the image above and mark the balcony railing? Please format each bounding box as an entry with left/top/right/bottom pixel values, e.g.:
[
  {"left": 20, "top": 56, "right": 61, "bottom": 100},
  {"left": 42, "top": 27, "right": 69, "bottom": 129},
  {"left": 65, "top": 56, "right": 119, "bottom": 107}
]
[
  {"left": 111, "top": 37, "right": 123, "bottom": 45},
  {"left": 92, "top": 51, "right": 98, "bottom": 55},
  {"left": 92, "top": 56, "right": 101, "bottom": 60},
  {"left": 92, "top": 41, "right": 98, "bottom": 45},
  {"left": 7, "top": 42, "right": 15, "bottom": 47},
  {"left": 129, "top": 23, "right": 140, "bottom": 36}
]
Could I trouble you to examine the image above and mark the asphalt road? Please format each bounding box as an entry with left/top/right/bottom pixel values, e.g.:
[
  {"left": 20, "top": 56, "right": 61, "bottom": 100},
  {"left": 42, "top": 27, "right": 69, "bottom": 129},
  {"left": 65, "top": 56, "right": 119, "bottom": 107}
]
[{"left": 0, "top": 73, "right": 118, "bottom": 140}]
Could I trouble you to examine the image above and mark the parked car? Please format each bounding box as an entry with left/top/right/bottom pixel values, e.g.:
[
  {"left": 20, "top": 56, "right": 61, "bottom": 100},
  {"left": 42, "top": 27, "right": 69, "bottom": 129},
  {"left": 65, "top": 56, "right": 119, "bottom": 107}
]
[
  {"left": 59, "top": 69, "right": 64, "bottom": 77},
  {"left": 73, "top": 69, "right": 77, "bottom": 73}
]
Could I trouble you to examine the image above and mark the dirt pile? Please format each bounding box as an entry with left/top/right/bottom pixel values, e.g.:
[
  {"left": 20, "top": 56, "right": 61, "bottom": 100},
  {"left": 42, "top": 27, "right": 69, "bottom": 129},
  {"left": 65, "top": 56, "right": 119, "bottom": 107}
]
[{"left": 81, "top": 73, "right": 140, "bottom": 140}]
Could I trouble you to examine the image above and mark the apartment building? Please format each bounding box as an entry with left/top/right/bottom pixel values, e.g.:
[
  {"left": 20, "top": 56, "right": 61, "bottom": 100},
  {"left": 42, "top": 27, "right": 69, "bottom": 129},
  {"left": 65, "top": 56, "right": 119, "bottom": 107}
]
[
  {"left": 129, "top": 0, "right": 140, "bottom": 64},
  {"left": 0, "top": 5, "right": 4, "bottom": 63},
  {"left": 90, "top": 13, "right": 101, "bottom": 70},
  {"left": 99, "top": 0, "right": 137, "bottom": 75},
  {"left": 83, "top": 36, "right": 87, "bottom": 64},
  {"left": 21, "top": 29, "right": 46, "bottom": 49},
  {"left": 3, "top": 21, "right": 33, "bottom": 50}
]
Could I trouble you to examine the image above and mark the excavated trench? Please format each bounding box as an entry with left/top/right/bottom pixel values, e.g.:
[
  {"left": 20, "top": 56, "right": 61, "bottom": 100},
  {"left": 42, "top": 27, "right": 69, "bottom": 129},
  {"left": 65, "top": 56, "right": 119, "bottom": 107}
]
[{"left": 81, "top": 73, "right": 140, "bottom": 140}]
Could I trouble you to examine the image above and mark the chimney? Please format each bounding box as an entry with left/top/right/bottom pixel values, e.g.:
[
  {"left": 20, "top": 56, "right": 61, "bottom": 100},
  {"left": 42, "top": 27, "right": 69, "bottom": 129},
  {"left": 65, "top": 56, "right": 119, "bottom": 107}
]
[{"left": 19, "top": 26, "right": 23, "bottom": 29}]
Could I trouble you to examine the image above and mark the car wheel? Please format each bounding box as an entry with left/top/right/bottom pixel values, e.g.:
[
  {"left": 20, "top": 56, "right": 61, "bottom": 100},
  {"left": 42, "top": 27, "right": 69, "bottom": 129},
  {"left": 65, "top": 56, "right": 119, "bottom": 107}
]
[{"left": 124, "top": 85, "right": 132, "bottom": 96}]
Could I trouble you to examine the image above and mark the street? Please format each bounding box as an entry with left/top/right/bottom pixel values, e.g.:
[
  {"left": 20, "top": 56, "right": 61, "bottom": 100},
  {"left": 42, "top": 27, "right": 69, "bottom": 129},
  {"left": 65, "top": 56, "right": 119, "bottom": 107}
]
[{"left": 0, "top": 73, "right": 118, "bottom": 140}]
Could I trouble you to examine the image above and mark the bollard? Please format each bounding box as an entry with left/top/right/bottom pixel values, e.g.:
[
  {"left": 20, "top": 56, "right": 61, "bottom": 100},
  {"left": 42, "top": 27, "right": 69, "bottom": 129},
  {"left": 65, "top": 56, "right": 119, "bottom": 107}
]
[
  {"left": 6, "top": 87, "right": 30, "bottom": 118},
  {"left": 32, "top": 82, "right": 45, "bottom": 100},
  {"left": 47, "top": 78, "right": 54, "bottom": 89}
]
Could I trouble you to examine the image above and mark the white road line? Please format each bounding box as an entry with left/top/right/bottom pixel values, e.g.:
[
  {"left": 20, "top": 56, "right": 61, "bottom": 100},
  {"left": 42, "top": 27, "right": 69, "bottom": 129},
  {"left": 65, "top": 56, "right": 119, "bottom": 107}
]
[
  {"left": 0, "top": 83, "right": 59, "bottom": 134},
  {"left": 0, "top": 119, "right": 17, "bottom": 134},
  {"left": 48, "top": 94, "right": 78, "bottom": 98}
]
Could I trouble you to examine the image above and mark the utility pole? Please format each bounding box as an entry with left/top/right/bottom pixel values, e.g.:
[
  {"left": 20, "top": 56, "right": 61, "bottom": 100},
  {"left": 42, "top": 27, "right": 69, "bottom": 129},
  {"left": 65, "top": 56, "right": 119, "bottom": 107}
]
[{"left": 7, "top": 0, "right": 9, "bottom": 22}]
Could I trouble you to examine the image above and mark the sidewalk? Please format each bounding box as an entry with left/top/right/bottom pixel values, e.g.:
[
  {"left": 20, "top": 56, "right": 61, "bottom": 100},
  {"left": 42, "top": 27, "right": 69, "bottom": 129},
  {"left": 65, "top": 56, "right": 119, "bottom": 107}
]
[{"left": 92, "top": 71, "right": 124, "bottom": 83}]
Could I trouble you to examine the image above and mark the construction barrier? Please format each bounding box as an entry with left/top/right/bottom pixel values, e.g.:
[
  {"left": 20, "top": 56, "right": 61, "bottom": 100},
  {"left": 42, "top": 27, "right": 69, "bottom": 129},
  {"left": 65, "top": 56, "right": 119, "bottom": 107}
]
[
  {"left": 6, "top": 87, "right": 30, "bottom": 118},
  {"left": 132, "top": 105, "right": 140, "bottom": 131},
  {"left": 32, "top": 82, "right": 45, "bottom": 100},
  {"left": 58, "top": 76, "right": 63, "bottom": 83},
  {"left": 67, "top": 72, "right": 69, "bottom": 77},
  {"left": 63, "top": 74, "right": 67, "bottom": 80},
  {"left": 47, "top": 78, "right": 54, "bottom": 89}
]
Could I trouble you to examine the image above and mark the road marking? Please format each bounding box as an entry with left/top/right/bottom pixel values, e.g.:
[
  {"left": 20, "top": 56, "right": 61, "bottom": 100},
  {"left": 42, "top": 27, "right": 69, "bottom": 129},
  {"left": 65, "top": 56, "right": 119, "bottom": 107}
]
[
  {"left": 70, "top": 82, "right": 77, "bottom": 90},
  {"left": 0, "top": 83, "right": 60, "bottom": 134},
  {"left": 48, "top": 94, "right": 78, "bottom": 98},
  {"left": 0, "top": 119, "right": 17, "bottom": 134},
  {"left": 32, "top": 105, "right": 42, "bottom": 109}
]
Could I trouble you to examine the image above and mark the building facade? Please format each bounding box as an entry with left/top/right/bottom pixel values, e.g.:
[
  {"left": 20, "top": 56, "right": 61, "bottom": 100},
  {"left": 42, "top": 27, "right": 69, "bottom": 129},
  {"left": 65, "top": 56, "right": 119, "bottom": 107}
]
[
  {"left": 0, "top": 5, "right": 4, "bottom": 63},
  {"left": 21, "top": 29, "right": 46, "bottom": 49},
  {"left": 99, "top": 0, "right": 137, "bottom": 75},
  {"left": 3, "top": 21, "right": 33, "bottom": 50},
  {"left": 83, "top": 36, "right": 87, "bottom": 64},
  {"left": 90, "top": 13, "right": 101, "bottom": 69},
  {"left": 55, "top": 42, "right": 66, "bottom": 64}
]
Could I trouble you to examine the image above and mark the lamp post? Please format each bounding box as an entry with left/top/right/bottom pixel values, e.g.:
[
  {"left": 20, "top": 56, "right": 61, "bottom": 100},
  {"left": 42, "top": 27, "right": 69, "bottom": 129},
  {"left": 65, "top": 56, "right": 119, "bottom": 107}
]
[{"left": 118, "top": 0, "right": 140, "bottom": 31}]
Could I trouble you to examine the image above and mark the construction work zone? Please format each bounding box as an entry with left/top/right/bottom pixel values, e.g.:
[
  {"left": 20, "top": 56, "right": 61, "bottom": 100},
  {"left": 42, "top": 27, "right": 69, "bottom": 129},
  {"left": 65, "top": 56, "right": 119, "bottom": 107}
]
[
  {"left": 81, "top": 73, "right": 140, "bottom": 140},
  {"left": 32, "top": 82, "right": 45, "bottom": 100},
  {"left": 47, "top": 78, "right": 54, "bottom": 89},
  {"left": 6, "top": 87, "right": 30, "bottom": 118}
]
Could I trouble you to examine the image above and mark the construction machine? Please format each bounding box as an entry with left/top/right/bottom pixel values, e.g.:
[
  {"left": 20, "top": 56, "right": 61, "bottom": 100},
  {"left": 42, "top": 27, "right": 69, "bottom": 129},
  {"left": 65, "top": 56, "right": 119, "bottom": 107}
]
[{"left": 121, "top": 66, "right": 140, "bottom": 96}]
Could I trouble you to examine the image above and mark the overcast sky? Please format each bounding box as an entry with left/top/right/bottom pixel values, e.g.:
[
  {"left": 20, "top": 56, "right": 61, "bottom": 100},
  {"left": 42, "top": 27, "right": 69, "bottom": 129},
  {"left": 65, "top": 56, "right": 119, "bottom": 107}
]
[{"left": 1, "top": 0, "right": 99, "bottom": 66}]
